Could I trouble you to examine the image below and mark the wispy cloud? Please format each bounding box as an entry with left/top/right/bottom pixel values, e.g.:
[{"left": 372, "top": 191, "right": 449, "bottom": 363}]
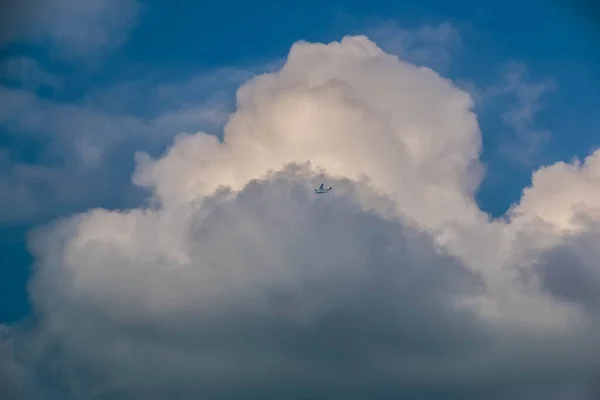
[
  {"left": 0, "top": 63, "right": 262, "bottom": 224},
  {"left": 0, "top": 56, "right": 63, "bottom": 90},
  {"left": 368, "top": 23, "right": 556, "bottom": 168},
  {"left": 477, "top": 62, "right": 556, "bottom": 166},
  {"left": 367, "top": 21, "right": 463, "bottom": 72},
  {"left": 1, "top": 0, "right": 140, "bottom": 60}
]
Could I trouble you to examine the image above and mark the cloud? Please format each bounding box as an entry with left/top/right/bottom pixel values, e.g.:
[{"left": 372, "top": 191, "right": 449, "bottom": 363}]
[
  {"left": 537, "top": 233, "right": 600, "bottom": 312},
  {"left": 0, "top": 0, "right": 31, "bottom": 44},
  {"left": 12, "top": 171, "right": 491, "bottom": 398},
  {"left": 0, "top": 151, "right": 83, "bottom": 224},
  {"left": 0, "top": 56, "right": 63, "bottom": 90},
  {"left": 3, "top": 35, "right": 600, "bottom": 399},
  {"left": 509, "top": 149, "right": 600, "bottom": 231},
  {"left": 0, "top": 66, "right": 245, "bottom": 224},
  {"left": 1, "top": 0, "right": 139, "bottom": 59},
  {"left": 0, "top": 325, "right": 25, "bottom": 399},
  {"left": 367, "top": 21, "right": 462, "bottom": 72},
  {"left": 133, "top": 37, "right": 483, "bottom": 230},
  {"left": 479, "top": 62, "right": 556, "bottom": 166}
]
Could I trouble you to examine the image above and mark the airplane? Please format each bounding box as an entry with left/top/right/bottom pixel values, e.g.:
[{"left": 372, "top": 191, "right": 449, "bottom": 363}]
[{"left": 314, "top": 183, "right": 332, "bottom": 194}]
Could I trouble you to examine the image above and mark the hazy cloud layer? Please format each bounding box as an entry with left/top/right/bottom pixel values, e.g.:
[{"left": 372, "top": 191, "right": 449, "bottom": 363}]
[
  {"left": 0, "top": 67, "right": 244, "bottom": 225},
  {"left": 0, "top": 0, "right": 140, "bottom": 59},
  {"left": 2, "top": 36, "right": 600, "bottom": 399}
]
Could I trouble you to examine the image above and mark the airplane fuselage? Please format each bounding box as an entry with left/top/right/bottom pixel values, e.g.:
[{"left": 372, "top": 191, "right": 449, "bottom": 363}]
[{"left": 314, "top": 186, "right": 332, "bottom": 194}]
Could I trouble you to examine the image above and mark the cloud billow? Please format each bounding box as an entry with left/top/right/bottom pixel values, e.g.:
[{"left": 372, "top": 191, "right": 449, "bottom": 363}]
[{"left": 2, "top": 35, "right": 600, "bottom": 399}]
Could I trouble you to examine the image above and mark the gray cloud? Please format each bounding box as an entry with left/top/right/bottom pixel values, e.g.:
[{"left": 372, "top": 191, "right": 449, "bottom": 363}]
[
  {"left": 0, "top": 0, "right": 140, "bottom": 59},
  {"left": 6, "top": 169, "right": 483, "bottom": 397},
  {"left": 535, "top": 227, "right": 600, "bottom": 313},
  {"left": 5, "top": 168, "right": 595, "bottom": 399},
  {"left": 0, "top": 0, "right": 32, "bottom": 44}
]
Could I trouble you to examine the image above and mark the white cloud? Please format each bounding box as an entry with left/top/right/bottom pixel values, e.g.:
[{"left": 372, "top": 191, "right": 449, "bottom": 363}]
[
  {"left": 134, "top": 37, "right": 483, "bottom": 230},
  {"left": 510, "top": 149, "right": 600, "bottom": 231},
  {"left": 3, "top": 35, "right": 600, "bottom": 398}
]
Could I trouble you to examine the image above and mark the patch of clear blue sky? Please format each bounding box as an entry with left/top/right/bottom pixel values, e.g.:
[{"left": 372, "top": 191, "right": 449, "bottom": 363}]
[{"left": 1, "top": 0, "right": 599, "bottom": 323}]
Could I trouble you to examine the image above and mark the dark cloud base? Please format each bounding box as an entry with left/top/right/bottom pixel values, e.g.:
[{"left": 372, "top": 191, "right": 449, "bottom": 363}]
[{"left": 0, "top": 167, "right": 598, "bottom": 399}]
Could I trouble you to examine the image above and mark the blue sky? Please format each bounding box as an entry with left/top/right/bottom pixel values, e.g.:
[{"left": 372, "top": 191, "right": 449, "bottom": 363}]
[{"left": 1, "top": 0, "right": 599, "bottom": 325}]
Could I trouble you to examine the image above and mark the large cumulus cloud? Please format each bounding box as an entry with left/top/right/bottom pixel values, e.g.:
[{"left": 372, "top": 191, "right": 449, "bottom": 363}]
[{"left": 2, "top": 35, "right": 600, "bottom": 399}]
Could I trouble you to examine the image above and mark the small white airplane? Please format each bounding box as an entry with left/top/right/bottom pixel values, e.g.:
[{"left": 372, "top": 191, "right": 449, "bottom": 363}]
[{"left": 314, "top": 183, "right": 332, "bottom": 194}]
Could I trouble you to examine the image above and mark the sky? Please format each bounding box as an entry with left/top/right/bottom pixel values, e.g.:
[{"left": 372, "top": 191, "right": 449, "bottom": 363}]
[{"left": 1, "top": 0, "right": 600, "bottom": 398}]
